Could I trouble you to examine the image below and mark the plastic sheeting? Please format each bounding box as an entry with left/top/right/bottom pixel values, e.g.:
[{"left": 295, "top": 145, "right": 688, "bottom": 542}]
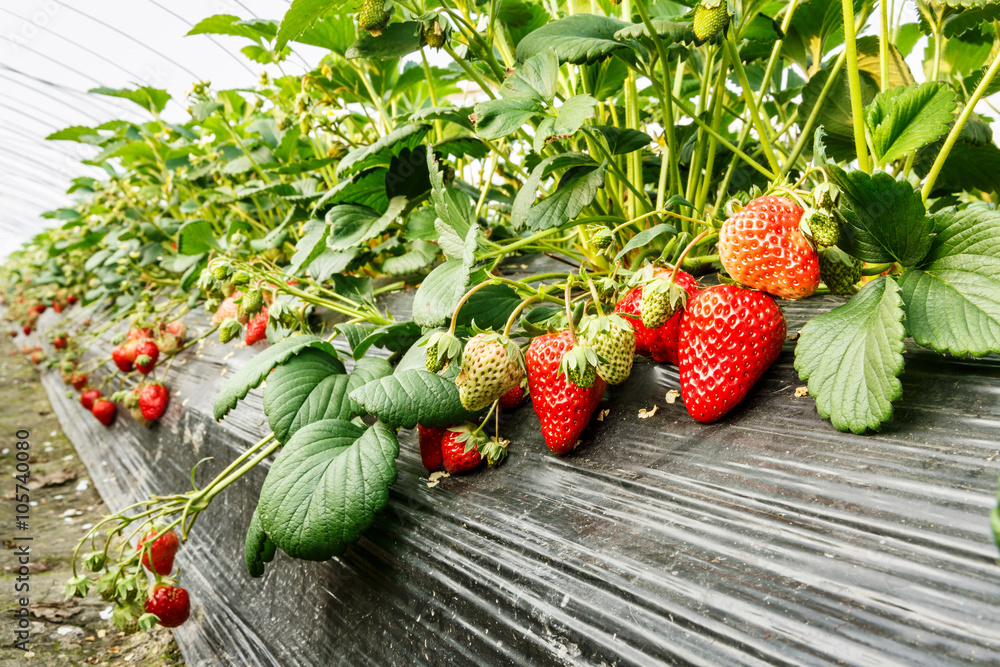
[{"left": 33, "top": 289, "right": 1000, "bottom": 666}]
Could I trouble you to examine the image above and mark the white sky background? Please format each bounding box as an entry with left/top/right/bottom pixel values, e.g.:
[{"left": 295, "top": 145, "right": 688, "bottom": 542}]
[{"left": 0, "top": 1, "right": 989, "bottom": 261}]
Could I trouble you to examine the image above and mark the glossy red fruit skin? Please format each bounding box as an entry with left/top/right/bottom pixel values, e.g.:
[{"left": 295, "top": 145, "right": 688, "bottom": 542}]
[
  {"left": 615, "top": 269, "right": 700, "bottom": 364},
  {"left": 526, "top": 331, "right": 606, "bottom": 455},
  {"left": 137, "top": 529, "right": 179, "bottom": 575},
  {"left": 139, "top": 383, "right": 169, "bottom": 421},
  {"left": 244, "top": 307, "right": 269, "bottom": 345},
  {"left": 66, "top": 294, "right": 78, "bottom": 305},
  {"left": 417, "top": 425, "right": 446, "bottom": 472},
  {"left": 498, "top": 384, "right": 527, "bottom": 410},
  {"left": 718, "top": 196, "right": 820, "bottom": 300},
  {"left": 112, "top": 342, "right": 137, "bottom": 372},
  {"left": 53, "top": 336, "right": 67, "bottom": 349},
  {"left": 134, "top": 340, "right": 159, "bottom": 374},
  {"left": 80, "top": 389, "right": 101, "bottom": 411},
  {"left": 91, "top": 400, "right": 117, "bottom": 427},
  {"left": 22, "top": 326, "right": 32, "bottom": 336},
  {"left": 441, "top": 430, "right": 482, "bottom": 474},
  {"left": 678, "top": 285, "right": 786, "bottom": 424},
  {"left": 145, "top": 585, "right": 190, "bottom": 628},
  {"left": 70, "top": 373, "right": 88, "bottom": 391}
]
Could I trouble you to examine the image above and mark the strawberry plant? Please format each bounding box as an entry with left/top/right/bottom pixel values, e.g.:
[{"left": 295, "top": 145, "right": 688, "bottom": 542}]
[{"left": 0, "top": 0, "right": 998, "bottom": 630}]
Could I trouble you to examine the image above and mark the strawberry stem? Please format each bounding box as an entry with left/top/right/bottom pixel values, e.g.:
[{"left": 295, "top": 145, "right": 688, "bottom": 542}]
[
  {"left": 586, "top": 278, "right": 605, "bottom": 317},
  {"left": 564, "top": 279, "right": 578, "bottom": 345},
  {"left": 669, "top": 229, "right": 713, "bottom": 285}
]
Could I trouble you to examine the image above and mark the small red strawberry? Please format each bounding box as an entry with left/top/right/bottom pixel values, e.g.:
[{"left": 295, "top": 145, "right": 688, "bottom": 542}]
[
  {"left": 29, "top": 304, "right": 46, "bottom": 315},
  {"left": 678, "top": 284, "right": 786, "bottom": 423},
  {"left": 111, "top": 341, "right": 138, "bottom": 372},
  {"left": 80, "top": 389, "right": 101, "bottom": 411},
  {"left": 417, "top": 424, "right": 446, "bottom": 472},
  {"left": 127, "top": 327, "right": 153, "bottom": 342},
  {"left": 615, "top": 269, "right": 699, "bottom": 365},
  {"left": 526, "top": 331, "right": 606, "bottom": 455},
  {"left": 136, "top": 528, "right": 179, "bottom": 575},
  {"left": 440, "top": 425, "right": 483, "bottom": 474},
  {"left": 718, "top": 195, "right": 820, "bottom": 300},
  {"left": 91, "top": 399, "right": 117, "bottom": 427},
  {"left": 134, "top": 340, "right": 159, "bottom": 374},
  {"left": 53, "top": 335, "right": 68, "bottom": 349},
  {"left": 22, "top": 325, "right": 32, "bottom": 336},
  {"left": 144, "top": 584, "right": 190, "bottom": 628},
  {"left": 498, "top": 380, "right": 528, "bottom": 410},
  {"left": 52, "top": 301, "right": 64, "bottom": 313},
  {"left": 66, "top": 294, "right": 78, "bottom": 305},
  {"left": 244, "top": 307, "right": 269, "bottom": 345},
  {"left": 70, "top": 373, "right": 88, "bottom": 391},
  {"left": 139, "top": 383, "right": 169, "bottom": 421}
]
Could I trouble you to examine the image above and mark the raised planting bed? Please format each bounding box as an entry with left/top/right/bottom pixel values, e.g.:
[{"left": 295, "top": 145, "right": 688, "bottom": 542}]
[{"left": 29, "top": 296, "right": 1000, "bottom": 666}]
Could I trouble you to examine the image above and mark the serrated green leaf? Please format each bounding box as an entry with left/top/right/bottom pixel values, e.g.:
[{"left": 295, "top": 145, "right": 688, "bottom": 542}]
[
  {"left": 533, "top": 94, "right": 597, "bottom": 152},
  {"left": 914, "top": 139, "right": 1000, "bottom": 195},
  {"left": 382, "top": 240, "right": 438, "bottom": 275},
  {"left": 276, "top": 0, "right": 344, "bottom": 50},
  {"left": 244, "top": 509, "right": 276, "bottom": 578},
  {"left": 799, "top": 68, "right": 879, "bottom": 162},
  {"left": 326, "top": 196, "right": 406, "bottom": 250},
  {"left": 527, "top": 161, "right": 607, "bottom": 231},
  {"left": 349, "top": 370, "right": 478, "bottom": 428},
  {"left": 614, "top": 223, "right": 677, "bottom": 261},
  {"left": 794, "top": 276, "right": 906, "bottom": 434},
  {"left": 263, "top": 348, "right": 350, "bottom": 443},
  {"left": 500, "top": 49, "right": 559, "bottom": 102},
  {"left": 288, "top": 219, "right": 329, "bottom": 275},
  {"left": 456, "top": 283, "right": 522, "bottom": 331},
  {"left": 411, "top": 258, "right": 472, "bottom": 328},
  {"left": 257, "top": 420, "right": 398, "bottom": 561},
  {"left": 337, "top": 124, "right": 428, "bottom": 177},
  {"left": 583, "top": 125, "right": 652, "bottom": 155},
  {"left": 214, "top": 335, "right": 344, "bottom": 421},
  {"left": 865, "top": 82, "right": 956, "bottom": 166},
  {"left": 517, "top": 14, "right": 634, "bottom": 64},
  {"left": 188, "top": 15, "right": 278, "bottom": 42},
  {"left": 176, "top": 220, "right": 221, "bottom": 255},
  {"left": 613, "top": 19, "right": 692, "bottom": 42},
  {"left": 346, "top": 22, "right": 423, "bottom": 60},
  {"left": 474, "top": 97, "right": 545, "bottom": 141},
  {"left": 511, "top": 152, "right": 597, "bottom": 231},
  {"left": 898, "top": 207, "right": 1000, "bottom": 356}
]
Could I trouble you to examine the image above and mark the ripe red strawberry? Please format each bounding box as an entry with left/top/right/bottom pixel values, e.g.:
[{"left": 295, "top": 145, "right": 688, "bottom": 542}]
[
  {"left": 615, "top": 269, "right": 699, "bottom": 365},
  {"left": 244, "top": 307, "right": 269, "bottom": 345},
  {"left": 80, "top": 389, "right": 101, "bottom": 411},
  {"left": 52, "top": 301, "right": 64, "bottom": 313},
  {"left": 66, "top": 294, "right": 78, "bottom": 305},
  {"left": 91, "top": 399, "right": 117, "bottom": 427},
  {"left": 718, "top": 196, "right": 820, "bottom": 300},
  {"left": 134, "top": 340, "right": 159, "bottom": 374},
  {"left": 417, "top": 424, "right": 446, "bottom": 472},
  {"left": 136, "top": 528, "right": 179, "bottom": 575},
  {"left": 498, "top": 380, "right": 528, "bottom": 410},
  {"left": 678, "top": 284, "right": 786, "bottom": 423},
  {"left": 29, "top": 304, "right": 46, "bottom": 315},
  {"left": 22, "top": 325, "right": 32, "bottom": 336},
  {"left": 441, "top": 426, "right": 483, "bottom": 474},
  {"left": 112, "top": 341, "right": 138, "bottom": 372},
  {"left": 70, "top": 373, "right": 88, "bottom": 391},
  {"left": 139, "top": 383, "right": 169, "bottom": 421},
  {"left": 53, "top": 336, "right": 68, "bottom": 349},
  {"left": 144, "top": 584, "right": 190, "bottom": 628},
  {"left": 526, "top": 331, "right": 606, "bottom": 455}
]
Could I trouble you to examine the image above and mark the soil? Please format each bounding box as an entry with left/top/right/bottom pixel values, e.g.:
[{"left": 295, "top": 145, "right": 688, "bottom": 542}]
[{"left": 0, "top": 334, "right": 185, "bottom": 666}]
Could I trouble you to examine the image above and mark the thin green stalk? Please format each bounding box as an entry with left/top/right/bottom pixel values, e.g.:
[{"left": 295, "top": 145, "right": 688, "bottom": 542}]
[
  {"left": 880, "top": 0, "right": 890, "bottom": 90},
  {"left": 841, "top": 0, "right": 872, "bottom": 172},
  {"left": 725, "top": 32, "right": 782, "bottom": 175},
  {"left": 782, "top": 49, "right": 849, "bottom": 174},
  {"left": 696, "top": 47, "right": 731, "bottom": 213}
]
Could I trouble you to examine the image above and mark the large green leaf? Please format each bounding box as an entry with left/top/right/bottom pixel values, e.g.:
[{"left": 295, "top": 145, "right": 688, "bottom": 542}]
[
  {"left": 276, "top": 0, "right": 343, "bottom": 49},
  {"left": 214, "top": 335, "right": 343, "bottom": 420},
  {"left": 794, "top": 277, "right": 906, "bottom": 434},
  {"left": 263, "top": 348, "right": 350, "bottom": 444},
  {"left": 799, "top": 67, "right": 879, "bottom": 162},
  {"left": 346, "top": 22, "right": 423, "bottom": 60},
  {"left": 89, "top": 86, "right": 171, "bottom": 114},
  {"left": 456, "top": 283, "right": 523, "bottom": 331},
  {"left": 583, "top": 126, "right": 652, "bottom": 155},
  {"left": 326, "top": 196, "right": 407, "bottom": 250},
  {"left": 914, "top": 140, "right": 1000, "bottom": 195},
  {"left": 499, "top": 49, "right": 559, "bottom": 102},
  {"left": 526, "top": 161, "right": 607, "bottom": 231},
  {"left": 382, "top": 240, "right": 438, "bottom": 275},
  {"left": 411, "top": 258, "right": 472, "bottom": 328},
  {"left": 533, "top": 94, "right": 598, "bottom": 152},
  {"left": 898, "top": 207, "right": 1000, "bottom": 356},
  {"left": 288, "top": 219, "right": 329, "bottom": 275},
  {"left": 349, "top": 370, "right": 478, "bottom": 428},
  {"left": 614, "top": 223, "right": 676, "bottom": 262},
  {"left": 516, "top": 14, "right": 633, "bottom": 64},
  {"left": 510, "top": 153, "right": 599, "bottom": 230},
  {"left": 257, "top": 420, "right": 398, "bottom": 561},
  {"left": 865, "top": 82, "right": 957, "bottom": 166},
  {"left": 188, "top": 15, "right": 278, "bottom": 43},
  {"left": 336, "top": 124, "right": 429, "bottom": 177},
  {"left": 176, "top": 220, "right": 221, "bottom": 255},
  {"left": 473, "top": 97, "right": 545, "bottom": 140},
  {"left": 613, "top": 19, "right": 692, "bottom": 43}
]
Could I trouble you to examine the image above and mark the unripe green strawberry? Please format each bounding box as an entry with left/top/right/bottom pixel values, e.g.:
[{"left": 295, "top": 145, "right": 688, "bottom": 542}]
[
  {"left": 237, "top": 289, "right": 263, "bottom": 324},
  {"left": 558, "top": 343, "right": 599, "bottom": 389},
  {"left": 818, "top": 247, "right": 863, "bottom": 294},
  {"left": 423, "top": 19, "right": 447, "bottom": 48},
  {"left": 693, "top": 0, "right": 730, "bottom": 43},
  {"left": 583, "top": 314, "right": 636, "bottom": 386},
  {"left": 359, "top": 0, "right": 391, "bottom": 37},
  {"left": 590, "top": 226, "right": 613, "bottom": 250},
  {"left": 424, "top": 331, "right": 461, "bottom": 374},
  {"left": 455, "top": 333, "right": 525, "bottom": 411},
  {"left": 219, "top": 318, "right": 241, "bottom": 344},
  {"left": 801, "top": 209, "right": 840, "bottom": 247},
  {"left": 640, "top": 277, "right": 689, "bottom": 329}
]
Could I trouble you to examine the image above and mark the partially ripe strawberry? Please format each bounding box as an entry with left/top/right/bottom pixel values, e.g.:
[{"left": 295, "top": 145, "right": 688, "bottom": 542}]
[
  {"left": 136, "top": 528, "right": 179, "bottom": 575},
  {"left": 718, "top": 196, "right": 820, "bottom": 300},
  {"left": 244, "top": 307, "right": 269, "bottom": 345},
  {"left": 53, "top": 336, "right": 68, "bottom": 349},
  {"left": 498, "top": 380, "right": 528, "bottom": 410},
  {"left": 91, "top": 399, "right": 117, "bottom": 427},
  {"left": 127, "top": 327, "right": 153, "bottom": 342},
  {"left": 70, "top": 373, "right": 88, "bottom": 391},
  {"left": 417, "top": 424, "right": 446, "bottom": 472},
  {"left": 29, "top": 351, "right": 45, "bottom": 364},
  {"left": 52, "top": 301, "right": 64, "bottom": 313},
  {"left": 455, "top": 333, "right": 524, "bottom": 411},
  {"left": 112, "top": 342, "right": 138, "bottom": 372},
  {"left": 678, "top": 284, "right": 786, "bottom": 423},
  {"left": 144, "top": 585, "right": 190, "bottom": 628},
  {"left": 526, "top": 331, "right": 606, "bottom": 455},
  {"left": 615, "top": 269, "right": 700, "bottom": 365},
  {"left": 80, "top": 389, "right": 101, "bottom": 411},
  {"left": 441, "top": 426, "right": 483, "bottom": 474},
  {"left": 139, "top": 383, "right": 169, "bottom": 421},
  {"left": 134, "top": 340, "right": 159, "bottom": 375},
  {"left": 211, "top": 291, "right": 242, "bottom": 325}
]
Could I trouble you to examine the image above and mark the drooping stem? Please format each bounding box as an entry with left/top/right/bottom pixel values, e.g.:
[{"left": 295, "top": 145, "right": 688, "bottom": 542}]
[
  {"left": 669, "top": 229, "right": 713, "bottom": 284},
  {"left": 841, "top": 0, "right": 872, "bottom": 172}
]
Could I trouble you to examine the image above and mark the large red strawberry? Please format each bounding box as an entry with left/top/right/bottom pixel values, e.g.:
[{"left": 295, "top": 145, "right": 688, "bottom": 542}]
[
  {"left": 678, "top": 284, "right": 786, "bottom": 423},
  {"left": 615, "top": 269, "right": 699, "bottom": 365},
  {"left": 136, "top": 528, "right": 179, "bottom": 575},
  {"left": 145, "top": 584, "right": 190, "bottom": 628},
  {"left": 80, "top": 389, "right": 101, "bottom": 411},
  {"left": 139, "top": 383, "right": 169, "bottom": 421},
  {"left": 134, "top": 340, "right": 159, "bottom": 374},
  {"left": 417, "top": 424, "right": 446, "bottom": 472},
  {"left": 91, "top": 399, "right": 117, "bottom": 427},
  {"left": 111, "top": 341, "right": 138, "bottom": 372},
  {"left": 244, "top": 307, "right": 269, "bottom": 345},
  {"left": 526, "top": 331, "right": 606, "bottom": 455},
  {"left": 440, "top": 426, "right": 483, "bottom": 474},
  {"left": 718, "top": 196, "right": 820, "bottom": 299}
]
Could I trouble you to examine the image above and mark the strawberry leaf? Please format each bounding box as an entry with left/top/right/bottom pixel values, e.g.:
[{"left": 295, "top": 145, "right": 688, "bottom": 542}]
[
  {"left": 244, "top": 509, "right": 276, "bottom": 578},
  {"left": 411, "top": 258, "right": 472, "bottom": 328},
  {"left": 349, "top": 369, "right": 479, "bottom": 428},
  {"left": 515, "top": 15, "right": 633, "bottom": 64},
  {"left": 214, "top": 334, "right": 343, "bottom": 421},
  {"left": 864, "top": 82, "right": 956, "bottom": 167},
  {"left": 263, "top": 348, "right": 350, "bottom": 444},
  {"left": 899, "top": 207, "right": 1000, "bottom": 356},
  {"left": 794, "top": 276, "right": 906, "bottom": 434},
  {"left": 257, "top": 420, "right": 398, "bottom": 561}
]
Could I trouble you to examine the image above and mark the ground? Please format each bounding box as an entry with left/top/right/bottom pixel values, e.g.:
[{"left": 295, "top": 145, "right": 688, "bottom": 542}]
[{"left": 0, "top": 334, "right": 185, "bottom": 666}]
